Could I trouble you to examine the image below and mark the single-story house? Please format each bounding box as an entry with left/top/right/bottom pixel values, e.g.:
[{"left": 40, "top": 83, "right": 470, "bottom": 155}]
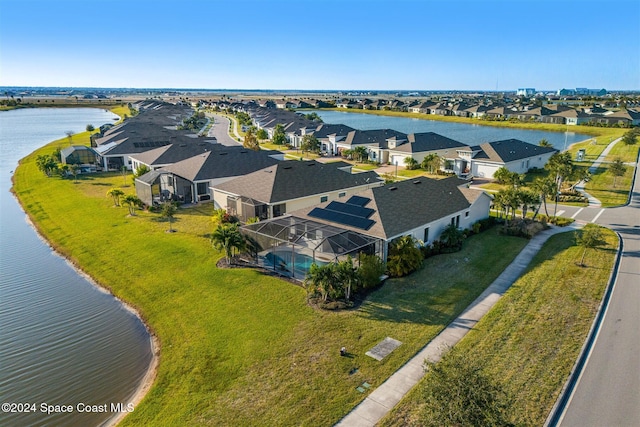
[
  {"left": 240, "top": 176, "right": 491, "bottom": 278},
  {"left": 467, "top": 139, "right": 557, "bottom": 178},
  {"left": 212, "top": 160, "right": 384, "bottom": 222},
  {"left": 134, "top": 147, "right": 281, "bottom": 206},
  {"left": 60, "top": 145, "right": 99, "bottom": 173}
]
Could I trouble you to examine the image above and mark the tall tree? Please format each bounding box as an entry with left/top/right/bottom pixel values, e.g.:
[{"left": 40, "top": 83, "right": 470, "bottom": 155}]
[
  {"left": 300, "top": 134, "right": 320, "bottom": 155},
  {"left": 211, "top": 223, "right": 245, "bottom": 264},
  {"left": 35, "top": 154, "right": 58, "bottom": 177},
  {"left": 243, "top": 128, "right": 260, "bottom": 151},
  {"left": 531, "top": 176, "right": 556, "bottom": 217},
  {"left": 609, "top": 158, "right": 627, "bottom": 188},
  {"left": 421, "top": 153, "right": 442, "bottom": 174},
  {"left": 161, "top": 202, "right": 178, "bottom": 232},
  {"left": 576, "top": 224, "right": 605, "bottom": 266},
  {"left": 256, "top": 128, "right": 268, "bottom": 140},
  {"left": 271, "top": 124, "right": 286, "bottom": 145}
]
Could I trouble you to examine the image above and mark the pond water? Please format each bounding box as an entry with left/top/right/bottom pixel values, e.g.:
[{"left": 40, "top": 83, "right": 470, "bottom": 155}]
[
  {"left": 313, "top": 110, "right": 591, "bottom": 150},
  {"left": 0, "top": 108, "right": 153, "bottom": 426}
]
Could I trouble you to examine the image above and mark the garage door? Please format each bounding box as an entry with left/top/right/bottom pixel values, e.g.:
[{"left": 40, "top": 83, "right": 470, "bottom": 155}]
[{"left": 472, "top": 162, "right": 500, "bottom": 178}]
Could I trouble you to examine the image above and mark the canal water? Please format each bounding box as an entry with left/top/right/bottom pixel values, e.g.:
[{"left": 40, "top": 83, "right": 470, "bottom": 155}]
[
  {"left": 313, "top": 110, "right": 591, "bottom": 149},
  {"left": 0, "top": 108, "right": 153, "bottom": 426}
]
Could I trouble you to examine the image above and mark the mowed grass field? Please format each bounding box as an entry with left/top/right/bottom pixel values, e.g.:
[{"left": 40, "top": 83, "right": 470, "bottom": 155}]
[
  {"left": 381, "top": 229, "right": 618, "bottom": 426},
  {"left": 13, "top": 135, "right": 530, "bottom": 426}
]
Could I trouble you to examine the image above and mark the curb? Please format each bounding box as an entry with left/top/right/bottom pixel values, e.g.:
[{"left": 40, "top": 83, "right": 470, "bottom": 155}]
[{"left": 544, "top": 231, "right": 624, "bottom": 426}]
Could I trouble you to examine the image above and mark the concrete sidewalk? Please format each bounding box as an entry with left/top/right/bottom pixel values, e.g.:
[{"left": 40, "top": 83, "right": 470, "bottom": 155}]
[
  {"left": 574, "top": 137, "right": 622, "bottom": 208},
  {"left": 336, "top": 224, "right": 579, "bottom": 427}
]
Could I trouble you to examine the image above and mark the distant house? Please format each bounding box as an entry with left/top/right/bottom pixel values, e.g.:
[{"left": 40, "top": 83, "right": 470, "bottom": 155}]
[{"left": 212, "top": 160, "right": 383, "bottom": 222}]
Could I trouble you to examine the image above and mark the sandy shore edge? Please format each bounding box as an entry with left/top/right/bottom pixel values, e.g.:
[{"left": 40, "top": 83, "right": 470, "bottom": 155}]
[{"left": 14, "top": 191, "right": 159, "bottom": 427}]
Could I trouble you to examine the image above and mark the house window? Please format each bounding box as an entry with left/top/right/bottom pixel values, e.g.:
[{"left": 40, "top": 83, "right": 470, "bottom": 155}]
[
  {"left": 465, "top": 211, "right": 469, "bottom": 217},
  {"left": 451, "top": 217, "right": 456, "bottom": 226},
  {"left": 456, "top": 215, "right": 460, "bottom": 227},
  {"left": 424, "top": 227, "right": 429, "bottom": 242},
  {"left": 273, "top": 203, "right": 286, "bottom": 217},
  {"left": 320, "top": 196, "right": 328, "bottom": 203},
  {"left": 338, "top": 192, "right": 346, "bottom": 198},
  {"left": 197, "top": 182, "right": 208, "bottom": 195}
]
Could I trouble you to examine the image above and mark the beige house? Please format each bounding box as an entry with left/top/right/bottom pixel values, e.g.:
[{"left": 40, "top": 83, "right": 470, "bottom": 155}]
[{"left": 211, "top": 160, "right": 383, "bottom": 222}]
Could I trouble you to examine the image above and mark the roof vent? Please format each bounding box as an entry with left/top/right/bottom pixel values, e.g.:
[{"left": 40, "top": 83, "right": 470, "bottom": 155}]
[
  {"left": 179, "top": 144, "right": 186, "bottom": 147},
  {"left": 389, "top": 186, "right": 398, "bottom": 191},
  {"left": 219, "top": 152, "right": 228, "bottom": 155},
  {"left": 307, "top": 162, "right": 315, "bottom": 166},
  {"left": 413, "top": 180, "right": 421, "bottom": 184},
  {"left": 283, "top": 165, "right": 292, "bottom": 169},
  {"left": 240, "top": 150, "right": 248, "bottom": 153}
]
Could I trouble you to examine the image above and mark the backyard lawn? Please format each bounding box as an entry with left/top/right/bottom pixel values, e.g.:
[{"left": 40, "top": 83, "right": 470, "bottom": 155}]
[
  {"left": 13, "top": 136, "right": 530, "bottom": 426},
  {"left": 381, "top": 229, "right": 618, "bottom": 427}
]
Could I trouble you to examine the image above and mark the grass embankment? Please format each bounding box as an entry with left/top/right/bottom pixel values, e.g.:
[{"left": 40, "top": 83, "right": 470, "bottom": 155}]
[
  {"left": 381, "top": 229, "right": 618, "bottom": 426},
  {"left": 13, "top": 136, "right": 529, "bottom": 425}
]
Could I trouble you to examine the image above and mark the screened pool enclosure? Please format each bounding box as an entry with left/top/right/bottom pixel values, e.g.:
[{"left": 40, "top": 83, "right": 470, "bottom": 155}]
[{"left": 240, "top": 216, "right": 383, "bottom": 280}]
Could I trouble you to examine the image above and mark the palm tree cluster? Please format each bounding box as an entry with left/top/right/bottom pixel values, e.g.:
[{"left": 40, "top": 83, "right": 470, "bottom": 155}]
[
  {"left": 304, "top": 257, "right": 361, "bottom": 303},
  {"left": 211, "top": 223, "right": 245, "bottom": 265}
]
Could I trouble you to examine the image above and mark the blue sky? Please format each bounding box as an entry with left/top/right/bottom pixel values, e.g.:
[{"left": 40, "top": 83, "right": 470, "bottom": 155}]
[{"left": 1, "top": 0, "right": 638, "bottom": 90}]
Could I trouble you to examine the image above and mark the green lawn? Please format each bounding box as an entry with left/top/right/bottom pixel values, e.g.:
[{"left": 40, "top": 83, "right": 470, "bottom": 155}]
[
  {"left": 13, "top": 136, "right": 531, "bottom": 426},
  {"left": 604, "top": 141, "right": 640, "bottom": 163},
  {"left": 381, "top": 229, "right": 617, "bottom": 427},
  {"left": 585, "top": 163, "right": 634, "bottom": 207}
]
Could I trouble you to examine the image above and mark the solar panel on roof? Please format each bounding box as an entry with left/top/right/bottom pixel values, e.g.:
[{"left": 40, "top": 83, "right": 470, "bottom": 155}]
[
  {"left": 308, "top": 207, "right": 375, "bottom": 230},
  {"left": 326, "top": 201, "right": 374, "bottom": 218},
  {"left": 346, "top": 195, "right": 371, "bottom": 207}
]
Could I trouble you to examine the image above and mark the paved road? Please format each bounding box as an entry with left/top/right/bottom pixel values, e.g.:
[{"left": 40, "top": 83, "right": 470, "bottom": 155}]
[
  {"left": 555, "top": 156, "right": 640, "bottom": 426},
  {"left": 205, "top": 113, "right": 242, "bottom": 147}
]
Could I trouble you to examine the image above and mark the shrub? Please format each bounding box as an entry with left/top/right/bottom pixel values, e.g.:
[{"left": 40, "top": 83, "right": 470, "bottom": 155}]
[
  {"left": 357, "top": 253, "right": 386, "bottom": 289},
  {"left": 386, "top": 235, "right": 423, "bottom": 277}
]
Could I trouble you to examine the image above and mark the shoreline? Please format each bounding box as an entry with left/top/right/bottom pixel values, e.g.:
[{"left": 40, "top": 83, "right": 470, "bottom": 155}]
[
  {"left": 8, "top": 107, "right": 158, "bottom": 427},
  {"left": 13, "top": 191, "right": 160, "bottom": 426}
]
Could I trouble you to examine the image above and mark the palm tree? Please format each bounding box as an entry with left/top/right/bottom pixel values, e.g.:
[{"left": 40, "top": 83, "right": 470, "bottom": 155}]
[
  {"left": 211, "top": 223, "right": 245, "bottom": 264},
  {"left": 121, "top": 194, "right": 142, "bottom": 216},
  {"left": 304, "top": 263, "right": 339, "bottom": 302},
  {"left": 352, "top": 146, "right": 369, "bottom": 163},
  {"left": 421, "top": 153, "right": 442, "bottom": 174},
  {"left": 538, "top": 139, "right": 552, "bottom": 147},
  {"left": 439, "top": 223, "right": 465, "bottom": 249},
  {"left": 336, "top": 257, "right": 359, "bottom": 301},
  {"left": 531, "top": 176, "right": 556, "bottom": 217},
  {"left": 161, "top": 202, "right": 178, "bottom": 232},
  {"left": 106, "top": 188, "right": 124, "bottom": 206},
  {"left": 519, "top": 189, "right": 540, "bottom": 219}
]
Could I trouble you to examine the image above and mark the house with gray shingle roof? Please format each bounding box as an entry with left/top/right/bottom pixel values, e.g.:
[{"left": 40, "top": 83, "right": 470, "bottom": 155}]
[
  {"left": 469, "top": 139, "right": 557, "bottom": 178},
  {"left": 252, "top": 176, "right": 492, "bottom": 268},
  {"left": 134, "top": 146, "right": 281, "bottom": 205},
  {"left": 212, "top": 160, "right": 383, "bottom": 222}
]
